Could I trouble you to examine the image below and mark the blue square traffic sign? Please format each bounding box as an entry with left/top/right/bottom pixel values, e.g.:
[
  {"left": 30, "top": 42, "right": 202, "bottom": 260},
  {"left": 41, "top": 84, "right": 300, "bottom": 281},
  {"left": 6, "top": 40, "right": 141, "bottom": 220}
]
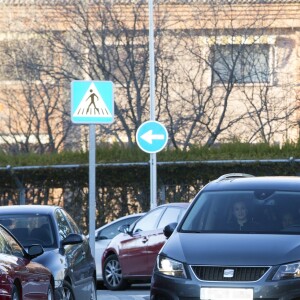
[{"left": 71, "top": 81, "right": 114, "bottom": 124}]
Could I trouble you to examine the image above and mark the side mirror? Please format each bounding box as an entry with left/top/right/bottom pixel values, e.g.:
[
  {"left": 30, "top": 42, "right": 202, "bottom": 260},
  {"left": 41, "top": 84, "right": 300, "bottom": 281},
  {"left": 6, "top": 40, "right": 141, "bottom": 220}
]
[
  {"left": 118, "top": 224, "right": 130, "bottom": 234},
  {"left": 163, "top": 222, "right": 178, "bottom": 239},
  {"left": 27, "top": 244, "right": 44, "bottom": 258},
  {"left": 62, "top": 233, "right": 83, "bottom": 246}
]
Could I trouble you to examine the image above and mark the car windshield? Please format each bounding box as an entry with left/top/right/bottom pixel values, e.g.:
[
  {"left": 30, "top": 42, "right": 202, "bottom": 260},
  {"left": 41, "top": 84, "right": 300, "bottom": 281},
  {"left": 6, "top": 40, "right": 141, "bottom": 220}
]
[
  {"left": 181, "top": 190, "right": 300, "bottom": 234},
  {"left": 0, "top": 214, "right": 56, "bottom": 248}
]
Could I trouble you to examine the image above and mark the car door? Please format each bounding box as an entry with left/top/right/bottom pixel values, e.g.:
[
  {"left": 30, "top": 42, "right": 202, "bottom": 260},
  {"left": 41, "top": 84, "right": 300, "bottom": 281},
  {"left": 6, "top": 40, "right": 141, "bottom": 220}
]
[
  {"left": 96, "top": 215, "right": 141, "bottom": 279},
  {"left": 146, "top": 206, "right": 185, "bottom": 273},
  {"left": 0, "top": 227, "right": 49, "bottom": 299},
  {"left": 55, "top": 209, "right": 87, "bottom": 286},
  {"left": 119, "top": 207, "right": 166, "bottom": 276}
]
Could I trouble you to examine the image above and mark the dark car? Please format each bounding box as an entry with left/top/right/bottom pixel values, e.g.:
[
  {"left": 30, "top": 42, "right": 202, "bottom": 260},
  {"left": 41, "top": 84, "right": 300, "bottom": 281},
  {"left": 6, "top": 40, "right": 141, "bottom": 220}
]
[
  {"left": 102, "top": 202, "right": 189, "bottom": 290},
  {"left": 0, "top": 205, "right": 96, "bottom": 300},
  {"left": 151, "top": 174, "right": 300, "bottom": 300},
  {"left": 0, "top": 223, "right": 53, "bottom": 299}
]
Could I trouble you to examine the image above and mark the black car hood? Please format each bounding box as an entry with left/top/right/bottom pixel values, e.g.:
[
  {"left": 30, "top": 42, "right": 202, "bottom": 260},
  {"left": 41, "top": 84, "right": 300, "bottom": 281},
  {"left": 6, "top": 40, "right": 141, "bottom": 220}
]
[{"left": 161, "top": 232, "right": 300, "bottom": 266}]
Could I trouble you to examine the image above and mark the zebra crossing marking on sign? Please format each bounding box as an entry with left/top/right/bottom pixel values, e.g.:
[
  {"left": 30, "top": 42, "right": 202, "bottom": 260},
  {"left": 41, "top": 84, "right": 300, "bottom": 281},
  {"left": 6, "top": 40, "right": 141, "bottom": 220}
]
[{"left": 71, "top": 81, "right": 114, "bottom": 124}]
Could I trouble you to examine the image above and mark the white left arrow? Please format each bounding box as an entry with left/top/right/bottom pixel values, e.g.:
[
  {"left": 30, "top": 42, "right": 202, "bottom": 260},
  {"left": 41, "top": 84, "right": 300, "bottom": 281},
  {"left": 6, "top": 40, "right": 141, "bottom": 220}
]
[{"left": 141, "top": 130, "right": 165, "bottom": 144}]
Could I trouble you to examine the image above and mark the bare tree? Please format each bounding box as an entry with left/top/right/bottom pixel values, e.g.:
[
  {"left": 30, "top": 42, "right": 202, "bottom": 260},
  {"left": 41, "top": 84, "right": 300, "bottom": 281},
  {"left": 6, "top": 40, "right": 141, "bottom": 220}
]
[
  {"left": 31, "top": 1, "right": 171, "bottom": 147},
  {"left": 239, "top": 39, "right": 300, "bottom": 143},
  {"left": 0, "top": 38, "right": 72, "bottom": 153},
  {"left": 0, "top": 0, "right": 298, "bottom": 152},
  {"left": 159, "top": 1, "right": 299, "bottom": 148}
]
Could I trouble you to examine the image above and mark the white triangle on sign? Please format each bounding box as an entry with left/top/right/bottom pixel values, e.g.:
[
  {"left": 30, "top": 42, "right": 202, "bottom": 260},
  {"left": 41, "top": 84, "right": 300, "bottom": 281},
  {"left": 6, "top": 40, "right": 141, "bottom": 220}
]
[{"left": 73, "top": 82, "right": 112, "bottom": 118}]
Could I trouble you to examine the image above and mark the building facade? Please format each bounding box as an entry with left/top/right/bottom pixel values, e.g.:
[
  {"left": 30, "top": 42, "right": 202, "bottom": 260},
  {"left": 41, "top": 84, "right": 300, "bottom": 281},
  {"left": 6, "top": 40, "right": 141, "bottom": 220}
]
[{"left": 0, "top": 0, "right": 299, "bottom": 152}]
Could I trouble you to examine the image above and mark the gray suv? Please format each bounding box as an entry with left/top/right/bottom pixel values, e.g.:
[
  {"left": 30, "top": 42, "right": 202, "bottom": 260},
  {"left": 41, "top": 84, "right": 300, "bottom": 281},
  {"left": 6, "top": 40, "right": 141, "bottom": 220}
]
[{"left": 151, "top": 174, "right": 300, "bottom": 300}]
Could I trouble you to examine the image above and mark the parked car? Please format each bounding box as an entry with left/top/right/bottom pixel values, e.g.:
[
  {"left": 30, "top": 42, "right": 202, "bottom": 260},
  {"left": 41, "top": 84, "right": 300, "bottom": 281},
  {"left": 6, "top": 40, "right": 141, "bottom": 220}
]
[
  {"left": 0, "top": 205, "right": 96, "bottom": 300},
  {"left": 94, "top": 212, "right": 145, "bottom": 283},
  {"left": 0, "top": 223, "right": 53, "bottom": 299},
  {"left": 151, "top": 174, "right": 300, "bottom": 300},
  {"left": 102, "top": 202, "right": 189, "bottom": 290}
]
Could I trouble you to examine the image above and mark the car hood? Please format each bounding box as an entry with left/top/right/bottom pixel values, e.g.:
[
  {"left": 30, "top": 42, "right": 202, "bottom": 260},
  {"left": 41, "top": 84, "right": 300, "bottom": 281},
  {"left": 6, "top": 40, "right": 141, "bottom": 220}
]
[{"left": 161, "top": 232, "right": 300, "bottom": 266}]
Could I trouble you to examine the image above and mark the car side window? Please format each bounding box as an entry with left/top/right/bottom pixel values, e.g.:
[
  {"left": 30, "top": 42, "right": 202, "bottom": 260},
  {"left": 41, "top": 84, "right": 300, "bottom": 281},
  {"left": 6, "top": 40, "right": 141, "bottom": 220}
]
[
  {"left": 55, "top": 209, "right": 72, "bottom": 239},
  {"left": 98, "top": 219, "right": 131, "bottom": 240},
  {"left": 133, "top": 208, "right": 165, "bottom": 233},
  {"left": 157, "top": 207, "right": 182, "bottom": 229},
  {"left": 0, "top": 227, "right": 24, "bottom": 258},
  {"left": 62, "top": 209, "right": 81, "bottom": 234}
]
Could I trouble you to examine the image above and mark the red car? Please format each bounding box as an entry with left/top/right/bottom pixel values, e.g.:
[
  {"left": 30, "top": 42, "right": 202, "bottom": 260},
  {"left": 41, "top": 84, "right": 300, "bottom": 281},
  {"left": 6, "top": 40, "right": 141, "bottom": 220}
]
[
  {"left": 0, "top": 224, "right": 53, "bottom": 300},
  {"left": 102, "top": 202, "right": 189, "bottom": 290}
]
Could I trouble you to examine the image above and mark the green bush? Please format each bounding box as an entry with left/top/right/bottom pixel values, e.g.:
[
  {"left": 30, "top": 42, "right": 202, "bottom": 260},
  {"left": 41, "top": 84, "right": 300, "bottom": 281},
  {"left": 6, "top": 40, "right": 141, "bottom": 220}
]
[{"left": 0, "top": 141, "right": 299, "bottom": 166}]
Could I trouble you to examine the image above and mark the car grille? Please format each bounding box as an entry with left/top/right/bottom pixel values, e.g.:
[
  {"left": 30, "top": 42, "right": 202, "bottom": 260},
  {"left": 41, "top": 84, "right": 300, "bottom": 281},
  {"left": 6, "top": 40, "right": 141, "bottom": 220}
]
[{"left": 191, "top": 266, "right": 269, "bottom": 282}]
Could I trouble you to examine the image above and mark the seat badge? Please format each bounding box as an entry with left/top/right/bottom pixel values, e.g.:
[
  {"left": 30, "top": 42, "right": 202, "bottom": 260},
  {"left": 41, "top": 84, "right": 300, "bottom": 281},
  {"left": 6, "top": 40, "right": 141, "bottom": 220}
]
[{"left": 223, "top": 269, "right": 234, "bottom": 278}]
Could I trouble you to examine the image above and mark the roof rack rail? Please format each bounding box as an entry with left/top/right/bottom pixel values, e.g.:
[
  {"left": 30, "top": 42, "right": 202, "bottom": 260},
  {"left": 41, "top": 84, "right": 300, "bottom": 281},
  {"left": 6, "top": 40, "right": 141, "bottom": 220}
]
[{"left": 216, "top": 173, "right": 254, "bottom": 182}]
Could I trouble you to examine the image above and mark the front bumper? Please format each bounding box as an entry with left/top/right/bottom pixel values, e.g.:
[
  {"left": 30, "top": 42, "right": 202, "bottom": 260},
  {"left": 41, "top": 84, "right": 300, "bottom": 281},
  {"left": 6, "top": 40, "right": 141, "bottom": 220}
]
[{"left": 150, "top": 271, "right": 300, "bottom": 300}]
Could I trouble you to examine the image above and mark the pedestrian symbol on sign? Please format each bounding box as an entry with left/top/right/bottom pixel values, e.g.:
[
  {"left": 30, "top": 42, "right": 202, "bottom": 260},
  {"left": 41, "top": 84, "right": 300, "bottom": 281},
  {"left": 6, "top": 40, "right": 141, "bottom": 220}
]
[{"left": 73, "top": 83, "right": 112, "bottom": 118}]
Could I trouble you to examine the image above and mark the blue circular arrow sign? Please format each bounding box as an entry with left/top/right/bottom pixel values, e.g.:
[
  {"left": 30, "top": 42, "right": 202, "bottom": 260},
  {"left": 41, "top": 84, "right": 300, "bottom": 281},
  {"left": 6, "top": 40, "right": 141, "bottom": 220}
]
[{"left": 136, "top": 121, "right": 168, "bottom": 153}]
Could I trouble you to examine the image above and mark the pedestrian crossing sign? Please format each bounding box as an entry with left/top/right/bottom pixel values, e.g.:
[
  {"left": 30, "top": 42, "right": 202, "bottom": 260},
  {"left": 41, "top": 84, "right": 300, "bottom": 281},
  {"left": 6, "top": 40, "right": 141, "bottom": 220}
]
[{"left": 71, "top": 80, "right": 114, "bottom": 124}]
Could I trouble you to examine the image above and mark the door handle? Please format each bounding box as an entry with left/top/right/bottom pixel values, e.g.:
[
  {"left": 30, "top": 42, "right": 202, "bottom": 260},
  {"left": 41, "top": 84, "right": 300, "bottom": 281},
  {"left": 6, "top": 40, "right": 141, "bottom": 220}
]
[{"left": 142, "top": 237, "right": 148, "bottom": 243}]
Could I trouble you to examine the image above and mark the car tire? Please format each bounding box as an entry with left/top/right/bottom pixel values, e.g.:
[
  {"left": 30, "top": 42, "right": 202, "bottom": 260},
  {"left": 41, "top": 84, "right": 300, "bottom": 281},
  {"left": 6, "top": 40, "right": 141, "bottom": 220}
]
[
  {"left": 47, "top": 284, "right": 54, "bottom": 300},
  {"left": 63, "top": 280, "right": 75, "bottom": 300},
  {"left": 11, "top": 285, "right": 20, "bottom": 300},
  {"left": 103, "top": 254, "right": 130, "bottom": 291}
]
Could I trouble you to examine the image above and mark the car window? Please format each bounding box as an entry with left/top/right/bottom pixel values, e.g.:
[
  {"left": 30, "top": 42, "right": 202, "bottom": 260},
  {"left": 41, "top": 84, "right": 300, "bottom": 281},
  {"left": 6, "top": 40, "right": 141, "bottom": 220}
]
[
  {"left": 157, "top": 207, "right": 183, "bottom": 229},
  {"left": 0, "top": 214, "right": 55, "bottom": 248},
  {"left": 61, "top": 209, "right": 81, "bottom": 234},
  {"left": 100, "top": 216, "right": 140, "bottom": 239},
  {"left": 55, "top": 209, "right": 72, "bottom": 239},
  {"left": 0, "top": 227, "right": 24, "bottom": 258},
  {"left": 133, "top": 207, "right": 165, "bottom": 233},
  {"left": 180, "top": 190, "right": 300, "bottom": 234}
]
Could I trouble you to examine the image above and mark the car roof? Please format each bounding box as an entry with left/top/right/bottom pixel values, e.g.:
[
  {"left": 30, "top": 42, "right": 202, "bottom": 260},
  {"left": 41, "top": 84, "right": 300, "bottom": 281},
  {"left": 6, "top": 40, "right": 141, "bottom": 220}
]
[
  {"left": 0, "top": 205, "right": 60, "bottom": 214},
  {"left": 204, "top": 175, "right": 300, "bottom": 191}
]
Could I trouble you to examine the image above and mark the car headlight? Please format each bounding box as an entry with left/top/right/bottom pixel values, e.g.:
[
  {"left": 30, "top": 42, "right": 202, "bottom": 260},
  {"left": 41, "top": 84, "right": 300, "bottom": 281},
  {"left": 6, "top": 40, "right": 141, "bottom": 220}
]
[
  {"left": 273, "top": 262, "right": 300, "bottom": 280},
  {"left": 157, "top": 255, "right": 186, "bottom": 278}
]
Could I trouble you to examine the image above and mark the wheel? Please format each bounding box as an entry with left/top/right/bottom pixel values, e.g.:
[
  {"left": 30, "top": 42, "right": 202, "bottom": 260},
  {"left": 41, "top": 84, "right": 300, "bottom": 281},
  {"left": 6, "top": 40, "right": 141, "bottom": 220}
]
[
  {"left": 47, "top": 284, "right": 54, "bottom": 300},
  {"left": 103, "top": 254, "right": 129, "bottom": 291},
  {"left": 63, "top": 280, "right": 75, "bottom": 300},
  {"left": 11, "top": 285, "right": 20, "bottom": 300},
  {"left": 89, "top": 279, "right": 97, "bottom": 300}
]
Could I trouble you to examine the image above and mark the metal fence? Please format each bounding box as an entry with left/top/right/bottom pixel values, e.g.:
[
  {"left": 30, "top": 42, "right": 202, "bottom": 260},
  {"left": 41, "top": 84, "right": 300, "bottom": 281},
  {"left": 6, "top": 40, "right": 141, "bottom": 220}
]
[{"left": 0, "top": 158, "right": 299, "bottom": 233}]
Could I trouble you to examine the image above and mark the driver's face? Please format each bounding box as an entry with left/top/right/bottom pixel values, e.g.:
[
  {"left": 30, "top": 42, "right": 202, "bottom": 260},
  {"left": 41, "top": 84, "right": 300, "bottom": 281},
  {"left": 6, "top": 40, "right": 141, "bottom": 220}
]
[{"left": 233, "top": 202, "right": 247, "bottom": 221}]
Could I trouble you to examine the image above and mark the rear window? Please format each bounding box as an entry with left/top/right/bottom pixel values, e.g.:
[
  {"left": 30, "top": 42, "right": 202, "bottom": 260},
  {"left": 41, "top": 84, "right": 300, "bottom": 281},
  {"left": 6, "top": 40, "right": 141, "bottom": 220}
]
[
  {"left": 0, "top": 214, "right": 56, "bottom": 247},
  {"left": 181, "top": 190, "right": 300, "bottom": 234}
]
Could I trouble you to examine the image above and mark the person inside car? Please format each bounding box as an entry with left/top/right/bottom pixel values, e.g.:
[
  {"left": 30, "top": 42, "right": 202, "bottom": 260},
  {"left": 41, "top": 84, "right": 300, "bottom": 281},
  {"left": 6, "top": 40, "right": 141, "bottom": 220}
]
[
  {"left": 227, "top": 200, "right": 258, "bottom": 231},
  {"left": 281, "top": 212, "right": 296, "bottom": 229}
]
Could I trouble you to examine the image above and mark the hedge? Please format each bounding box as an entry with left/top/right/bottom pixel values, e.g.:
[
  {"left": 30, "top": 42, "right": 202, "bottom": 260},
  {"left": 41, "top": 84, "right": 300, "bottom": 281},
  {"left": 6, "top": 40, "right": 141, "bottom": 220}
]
[{"left": 0, "top": 142, "right": 299, "bottom": 233}]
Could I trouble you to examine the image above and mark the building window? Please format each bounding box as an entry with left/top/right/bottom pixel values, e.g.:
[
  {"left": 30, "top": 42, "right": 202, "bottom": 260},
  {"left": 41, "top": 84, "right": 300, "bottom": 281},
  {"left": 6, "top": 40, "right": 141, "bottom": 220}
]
[
  {"left": 0, "top": 39, "right": 50, "bottom": 81},
  {"left": 212, "top": 44, "right": 270, "bottom": 84}
]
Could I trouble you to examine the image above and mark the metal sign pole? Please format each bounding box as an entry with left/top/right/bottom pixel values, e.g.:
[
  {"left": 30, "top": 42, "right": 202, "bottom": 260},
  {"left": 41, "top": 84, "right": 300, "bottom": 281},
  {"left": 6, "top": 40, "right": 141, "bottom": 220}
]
[
  {"left": 71, "top": 81, "right": 113, "bottom": 258},
  {"left": 89, "top": 124, "right": 96, "bottom": 258},
  {"left": 149, "top": 0, "right": 157, "bottom": 209}
]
